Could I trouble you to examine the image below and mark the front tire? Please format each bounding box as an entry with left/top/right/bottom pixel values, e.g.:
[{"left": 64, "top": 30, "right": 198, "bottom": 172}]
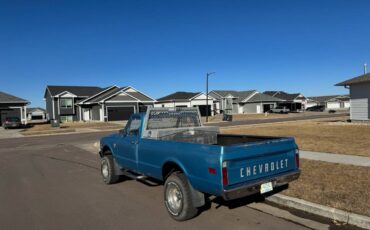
[
  {"left": 164, "top": 172, "right": 198, "bottom": 221},
  {"left": 101, "top": 155, "right": 120, "bottom": 184}
]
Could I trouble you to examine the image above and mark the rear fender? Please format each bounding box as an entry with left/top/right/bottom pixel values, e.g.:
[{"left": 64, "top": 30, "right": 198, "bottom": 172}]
[{"left": 162, "top": 159, "right": 205, "bottom": 208}]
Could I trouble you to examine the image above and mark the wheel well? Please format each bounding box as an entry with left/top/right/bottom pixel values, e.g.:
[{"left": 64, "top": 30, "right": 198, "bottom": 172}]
[
  {"left": 162, "top": 162, "right": 183, "bottom": 180},
  {"left": 101, "top": 146, "right": 112, "bottom": 157}
]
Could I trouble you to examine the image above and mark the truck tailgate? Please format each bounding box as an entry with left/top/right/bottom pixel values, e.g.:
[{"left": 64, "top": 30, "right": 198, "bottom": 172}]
[{"left": 222, "top": 138, "right": 298, "bottom": 186}]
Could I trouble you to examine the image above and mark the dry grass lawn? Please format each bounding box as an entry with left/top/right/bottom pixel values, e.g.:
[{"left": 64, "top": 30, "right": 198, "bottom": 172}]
[
  {"left": 221, "top": 119, "right": 370, "bottom": 157},
  {"left": 283, "top": 159, "right": 370, "bottom": 217},
  {"left": 21, "top": 122, "right": 123, "bottom": 135}
]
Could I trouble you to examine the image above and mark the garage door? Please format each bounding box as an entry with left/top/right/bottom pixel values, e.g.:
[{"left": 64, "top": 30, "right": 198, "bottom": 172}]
[
  {"left": 196, "top": 105, "right": 211, "bottom": 117},
  {"left": 107, "top": 107, "right": 135, "bottom": 121}
]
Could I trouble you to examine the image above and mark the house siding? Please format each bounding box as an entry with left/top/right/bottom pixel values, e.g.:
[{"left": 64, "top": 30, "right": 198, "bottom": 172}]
[
  {"left": 45, "top": 90, "right": 54, "bottom": 120},
  {"left": 91, "top": 105, "right": 101, "bottom": 121},
  {"left": 350, "top": 82, "right": 370, "bottom": 120}
]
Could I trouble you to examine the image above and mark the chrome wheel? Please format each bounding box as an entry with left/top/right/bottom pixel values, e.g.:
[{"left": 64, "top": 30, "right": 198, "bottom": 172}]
[
  {"left": 101, "top": 161, "right": 109, "bottom": 179},
  {"left": 165, "top": 182, "right": 183, "bottom": 215}
]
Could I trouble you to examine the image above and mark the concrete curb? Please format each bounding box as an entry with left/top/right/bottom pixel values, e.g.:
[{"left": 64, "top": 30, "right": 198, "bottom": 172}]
[{"left": 266, "top": 194, "right": 370, "bottom": 229}]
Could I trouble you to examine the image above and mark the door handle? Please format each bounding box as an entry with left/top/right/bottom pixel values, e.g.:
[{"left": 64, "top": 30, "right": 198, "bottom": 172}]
[{"left": 131, "top": 140, "right": 138, "bottom": 144}]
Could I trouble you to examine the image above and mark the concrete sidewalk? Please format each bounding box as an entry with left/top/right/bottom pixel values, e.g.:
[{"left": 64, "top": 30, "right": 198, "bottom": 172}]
[{"left": 300, "top": 150, "right": 370, "bottom": 167}]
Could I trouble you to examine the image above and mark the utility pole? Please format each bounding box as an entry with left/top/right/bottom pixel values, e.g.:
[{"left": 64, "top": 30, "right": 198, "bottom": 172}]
[{"left": 206, "top": 72, "right": 215, "bottom": 122}]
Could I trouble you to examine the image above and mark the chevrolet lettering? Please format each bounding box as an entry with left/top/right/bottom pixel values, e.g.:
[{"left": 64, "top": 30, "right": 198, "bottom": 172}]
[
  {"left": 99, "top": 108, "right": 300, "bottom": 221},
  {"left": 240, "top": 159, "right": 289, "bottom": 178}
]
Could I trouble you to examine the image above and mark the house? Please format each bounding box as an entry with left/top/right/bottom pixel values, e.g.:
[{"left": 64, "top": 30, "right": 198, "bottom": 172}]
[
  {"left": 209, "top": 90, "right": 282, "bottom": 114},
  {"left": 27, "top": 107, "right": 47, "bottom": 121},
  {"left": 155, "top": 92, "right": 215, "bottom": 116},
  {"left": 44, "top": 85, "right": 156, "bottom": 122},
  {"left": 0, "top": 91, "right": 29, "bottom": 125},
  {"left": 78, "top": 86, "right": 155, "bottom": 121},
  {"left": 336, "top": 73, "right": 370, "bottom": 121},
  {"left": 307, "top": 95, "right": 350, "bottom": 110},
  {"left": 264, "top": 91, "right": 307, "bottom": 112},
  {"left": 209, "top": 90, "right": 256, "bottom": 114}
]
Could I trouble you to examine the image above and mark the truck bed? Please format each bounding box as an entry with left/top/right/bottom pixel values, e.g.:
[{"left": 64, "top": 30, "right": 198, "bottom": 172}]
[{"left": 146, "top": 126, "right": 283, "bottom": 146}]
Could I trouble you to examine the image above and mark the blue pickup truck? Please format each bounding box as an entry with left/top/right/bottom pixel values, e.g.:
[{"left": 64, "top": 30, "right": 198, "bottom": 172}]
[{"left": 99, "top": 108, "right": 300, "bottom": 221}]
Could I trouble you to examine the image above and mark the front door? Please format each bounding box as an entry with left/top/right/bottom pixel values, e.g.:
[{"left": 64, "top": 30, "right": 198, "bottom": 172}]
[
  {"left": 256, "top": 104, "right": 262, "bottom": 113},
  {"left": 83, "top": 109, "right": 90, "bottom": 121},
  {"left": 116, "top": 115, "right": 141, "bottom": 171}
]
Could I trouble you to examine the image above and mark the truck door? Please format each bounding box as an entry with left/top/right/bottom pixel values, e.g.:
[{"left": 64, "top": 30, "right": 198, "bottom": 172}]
[{"left": 116, "top": 115, "right": 141, "bottom": 171}]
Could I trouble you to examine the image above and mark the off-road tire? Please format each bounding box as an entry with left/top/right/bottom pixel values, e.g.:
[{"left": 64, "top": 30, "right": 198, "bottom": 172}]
[
  {"left": 101, "top": 155, "right": 120, "bottom": 184},
  {"left": 164, "top": 172, "right": 198, "bottom": 221}
]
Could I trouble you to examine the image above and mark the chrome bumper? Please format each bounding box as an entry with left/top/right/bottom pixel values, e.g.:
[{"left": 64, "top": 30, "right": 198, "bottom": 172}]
[{"left": 222, "top": 170, "right": 300, "bottom": 200}]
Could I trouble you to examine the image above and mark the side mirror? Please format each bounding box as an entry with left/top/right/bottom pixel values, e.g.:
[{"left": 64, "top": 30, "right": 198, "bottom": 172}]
[{"left": 119, "top": 129, "right": 127, "bottom": 136}]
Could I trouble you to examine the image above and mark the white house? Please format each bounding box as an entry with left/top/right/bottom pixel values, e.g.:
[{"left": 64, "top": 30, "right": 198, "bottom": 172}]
[
  {"left": 307, "top": 95, "right": 350, "bottom": 110},
  {"left": 27, "top": 107, "right": 47, "bottom": 121},
  {"left": 155, "top": 92, "right": 216, "bottom": 116},
  {"left": 209, "top": 90, "right": 282, "bottom": 114}
]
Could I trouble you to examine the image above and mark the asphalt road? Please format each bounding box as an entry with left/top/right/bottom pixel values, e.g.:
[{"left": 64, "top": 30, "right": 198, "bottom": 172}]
[
  {"left": 0, "top": 132, "right": 357, "bottom": 230},
  {"left": 206, "top": 113, "right": 348, "bottom": 127}
]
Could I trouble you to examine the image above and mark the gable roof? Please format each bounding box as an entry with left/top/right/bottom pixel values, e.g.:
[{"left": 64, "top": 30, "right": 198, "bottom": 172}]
[
  {"left": 308, "top": 95, "right": 350, "bottom": 103},
  {"left": 263, "top": 91, "right": 303, "bottom": 101},
  {"left": 27, "top": 107, "right": 46, "bottom": 113},
  {"left": 263, "top": 91, "right": 282, "bottom": 97},
  {"left": 210, "top": 90, "right": 239, "bottom": 98},
  {"left": 246, "top": 93, "right": 283, "bottom": 103},
  {"left": 79, "top": 86, "right": 156, "bottom": 104},
  {"left": 46, "top": 85, "right": 103, "bottom": 97},
  {"left": 157, "top": 92, "right": 201, "bottom": 102},
  {"left": 210, "top": 90, "right": 257, "bottom": 102},
  {"left": 82, "top": 86, "right": 123, "bottom": 104},
  {"left": 336, "top": 73, "right": 370, "bottom": 86},
  {"left": 0, "top": 91, "right": 29, "bottom": 104}
]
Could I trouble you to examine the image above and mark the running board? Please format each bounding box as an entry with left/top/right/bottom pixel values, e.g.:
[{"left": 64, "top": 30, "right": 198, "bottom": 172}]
[{"left": 122, "top": 170, "right": 148, "bottom": 180}]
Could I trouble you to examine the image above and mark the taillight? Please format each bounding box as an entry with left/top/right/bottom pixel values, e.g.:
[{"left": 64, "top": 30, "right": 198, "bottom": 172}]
[
  {"left": 295, "top": 149, "right": 300, "bottom": 168},
  {"left": 222, "top": 161, "right": 228, "bottom": 185}
]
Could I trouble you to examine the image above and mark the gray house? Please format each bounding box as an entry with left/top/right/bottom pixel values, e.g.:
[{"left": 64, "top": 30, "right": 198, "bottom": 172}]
[
  {"left": 336, "top": 73, "right": 370, "bottom": 121},
  {"left": 45, "top": 85, "right": 155, "bottom": 122},
  {"left": 209, "top": 90, "right": 282, "bottom": 114},
  {"left": 0, "top": 91, "right": 29, "bottom": 125},
  {"left": 264, "top": 91, "right": 308, "bottom": 111}
]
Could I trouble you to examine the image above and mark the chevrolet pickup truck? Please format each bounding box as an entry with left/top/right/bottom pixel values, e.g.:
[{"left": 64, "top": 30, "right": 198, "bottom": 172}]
[{"left": 99, "top": 108, "right": 300, "bottom": 221}]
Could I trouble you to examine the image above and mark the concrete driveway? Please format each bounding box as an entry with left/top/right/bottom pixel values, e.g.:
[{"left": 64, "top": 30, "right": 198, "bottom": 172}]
[{"left": 0, "top": 127, "right": 24, "bottom": 139}]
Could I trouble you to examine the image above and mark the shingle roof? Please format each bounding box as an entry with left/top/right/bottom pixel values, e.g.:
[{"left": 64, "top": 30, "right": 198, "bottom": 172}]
[
  {"left": 263, "top": 91, "right": 302, "bottom": 101},
  {"left": 125, "top": 91, "right": 154, "bottom": 101},
  {"left": 246, "top": 93, "right": 283, "bottom": 103},
  {"left": 157, "top": 92, "right": 201, "bottom": 101},
  {"left": 0, "top": 91, "right": 29, "bottom": 104},
  {"left": 85, "top": 87, "right": 123, "bottom": 103},
  {"left": 210, "top": 90, "right": 257, "bottom": 102},
  {"left": 308, "top": 95, "right": 349, "bottom": 103},
  {"left": 27, "top": 107, "right": 46, "bottom": 113},
  {"left": 211, "top": 90, "right": 238, "bottom": 98},
  {"left": 263, "top": 91, "right": 284, "bottom": 96},
  {"left": 336, "top": 73, "right": 370, "bottom": 86},
  {"left": 232, "top": 90, "right": 257, "bottom": 103},
  {"left": 47, "top": 85, "right": 103, "bottom": 97}
]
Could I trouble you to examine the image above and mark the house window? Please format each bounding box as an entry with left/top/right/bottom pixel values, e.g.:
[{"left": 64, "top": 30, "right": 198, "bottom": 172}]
[
  {"left": 60, "top": 115, "right": 73, "bottom": 122},
  {"left": 60, "top": 98, "right": 73, "bottom": 108}
]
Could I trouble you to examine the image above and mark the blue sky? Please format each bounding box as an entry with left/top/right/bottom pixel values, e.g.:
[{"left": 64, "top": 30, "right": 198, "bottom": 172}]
[{"left": 1, "top": 0, "right": 370, "bottom": 107}]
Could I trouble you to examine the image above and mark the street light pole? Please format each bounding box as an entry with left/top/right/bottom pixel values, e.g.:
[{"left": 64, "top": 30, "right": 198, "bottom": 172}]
[{"left": 206, "top": 72, "right": 215, "bottom": 122}]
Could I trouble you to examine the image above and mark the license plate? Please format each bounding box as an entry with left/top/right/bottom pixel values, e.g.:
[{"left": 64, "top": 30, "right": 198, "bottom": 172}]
[{"left": 260, "top": 182, "right": 273, "bottom": 194}]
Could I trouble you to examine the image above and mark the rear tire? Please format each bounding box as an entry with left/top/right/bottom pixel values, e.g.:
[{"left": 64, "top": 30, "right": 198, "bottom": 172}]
[
  {"left": 164, "top": 172, "right": 198, "bottom": 221},
  {"left": 101, "top": 155, "right": 120, "bottom": 184}
]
